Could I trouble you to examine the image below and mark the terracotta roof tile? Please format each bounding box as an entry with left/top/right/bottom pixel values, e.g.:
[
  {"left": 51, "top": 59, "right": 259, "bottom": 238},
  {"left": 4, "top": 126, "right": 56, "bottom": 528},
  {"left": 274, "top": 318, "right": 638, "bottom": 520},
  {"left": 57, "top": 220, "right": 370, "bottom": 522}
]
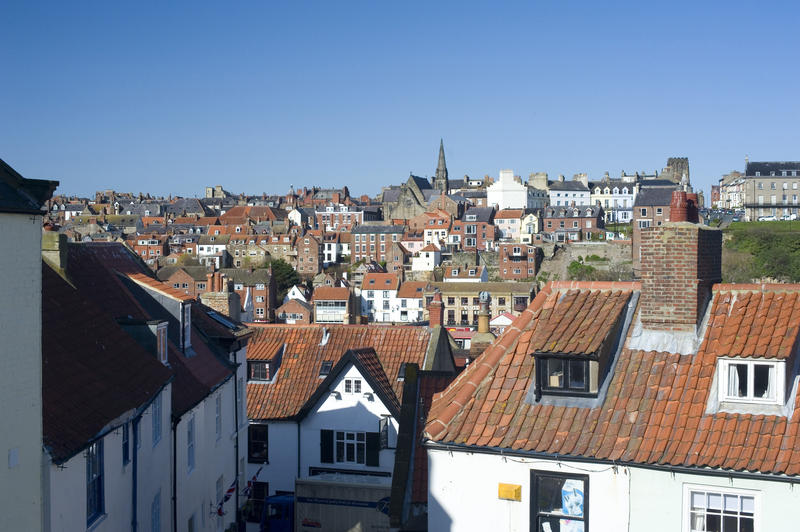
[
  {"left": 247, "top": 324, "right": 436, "bottom": 420},
  {"left": 425, "top": 281, "right": 800, "bottom": 477}
]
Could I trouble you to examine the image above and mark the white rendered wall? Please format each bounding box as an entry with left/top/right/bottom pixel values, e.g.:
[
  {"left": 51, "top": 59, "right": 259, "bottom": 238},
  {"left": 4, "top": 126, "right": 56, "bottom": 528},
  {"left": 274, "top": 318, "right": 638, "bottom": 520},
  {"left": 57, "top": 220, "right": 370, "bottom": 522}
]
[
  {"left": 427, "top": 449, "right": 629, "bottom": 532},
  {"left": 429, "top": 448, "right": 800, "bottom": 532},
  {"left": 45, "top": 386, "right": 172, "bottom": 532},
  {"left": 0, "top": 213, "right": 43, "bottom": 531},
  {"left": 175, "top": 380, "right": 238, "bottom": 532},
  {"left": 488, "top": 173, "right": 530, "bottom": 210},
  {"left": 300, "top": 364, "right": 398, "bottom": 477},
  {"left": 628, "top": 466, "right": 800, "bottom": 532}
]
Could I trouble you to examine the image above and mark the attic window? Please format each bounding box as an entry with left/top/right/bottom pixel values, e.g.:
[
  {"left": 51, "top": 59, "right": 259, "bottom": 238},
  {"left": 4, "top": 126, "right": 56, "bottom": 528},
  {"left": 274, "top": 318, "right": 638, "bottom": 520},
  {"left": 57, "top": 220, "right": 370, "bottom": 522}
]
[
  {"left": 249, "top": 362, "right": 270, "bottom": 381},
  {"left": 718, "top": 358, "right": 784, "bottom": 405},
  {"left": 319, "top": 360, "right": 333, "bottom": 378}
]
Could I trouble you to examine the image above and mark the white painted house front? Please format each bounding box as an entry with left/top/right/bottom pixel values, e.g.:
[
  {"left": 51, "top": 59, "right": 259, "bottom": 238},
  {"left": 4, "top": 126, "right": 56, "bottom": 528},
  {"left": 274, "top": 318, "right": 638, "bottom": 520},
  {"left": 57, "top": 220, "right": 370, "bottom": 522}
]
[
  {"left": 246, "top": 348, "right": 402, "bottom": 531},
  {"left": 488, "top": 169, "right": 538, "bottom": 209},
  {"left": 411, "top": 244, "right": 441, "bottom": 272}
]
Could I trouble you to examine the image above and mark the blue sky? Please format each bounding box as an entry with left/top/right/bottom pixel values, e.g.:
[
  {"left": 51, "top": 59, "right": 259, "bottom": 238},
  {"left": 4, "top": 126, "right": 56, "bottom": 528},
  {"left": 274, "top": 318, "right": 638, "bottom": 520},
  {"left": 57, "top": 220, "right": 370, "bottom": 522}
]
[{"left": 2, "top": 1, "right": 799, "bottom": 199}]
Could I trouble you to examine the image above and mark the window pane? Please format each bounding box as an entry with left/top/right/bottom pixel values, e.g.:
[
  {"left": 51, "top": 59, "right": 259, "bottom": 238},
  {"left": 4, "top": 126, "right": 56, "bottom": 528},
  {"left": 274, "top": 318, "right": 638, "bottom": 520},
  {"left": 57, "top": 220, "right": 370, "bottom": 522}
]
[
  {"left": 723, "top": 494, "right": 739, "bottom": 512},
  {"left": 546, "top": 359, "right": 564, "bottom": 388},
  {"left": 536, "top": 476, "right": 584, "bottom": 517},
  {"left": 741, "top": 496, "right": 754, "bottom": 514},
  {"left": 336, "top": 442, "right": 344, "bottom": 462},
  {"left": 346, "top": 443, "right": 355, "bottom": 462},
  {"left": 691, "top": 492, "right": 705, "bottom": 509},
  {"left": 706, "top": 514, "right": 721, "bottom": 531},
  {"left": 708, "top": 493, "right": 722, "bottom": 510},
  {"left": 740, "top": 517, "right": 754, "bottom": 532},
  {"left": 727, "top": 364, "right": 747, "bottom": 397},
  {"left": 569, "top": 361, "right": 586, "bottom": 390},
  {"left": 722, "top": 515, "right": 737, "bottom": 531},
  {"left": 753, "top": 364, "right": 773, "bottom": 399}
]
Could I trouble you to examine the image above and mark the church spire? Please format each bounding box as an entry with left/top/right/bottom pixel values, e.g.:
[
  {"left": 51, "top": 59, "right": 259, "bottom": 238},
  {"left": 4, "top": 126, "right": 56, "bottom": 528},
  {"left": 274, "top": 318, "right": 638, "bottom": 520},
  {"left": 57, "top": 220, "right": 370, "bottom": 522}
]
[{"left": 434, "top": 139, "right": 449, "bottom": 194}]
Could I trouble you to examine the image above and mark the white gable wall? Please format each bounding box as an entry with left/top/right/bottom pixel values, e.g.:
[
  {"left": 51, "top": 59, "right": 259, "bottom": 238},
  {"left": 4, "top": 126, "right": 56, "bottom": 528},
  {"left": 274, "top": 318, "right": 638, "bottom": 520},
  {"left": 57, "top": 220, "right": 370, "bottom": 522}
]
[{"left": 301, "top": 364, "right": 398, "bottom": 476}]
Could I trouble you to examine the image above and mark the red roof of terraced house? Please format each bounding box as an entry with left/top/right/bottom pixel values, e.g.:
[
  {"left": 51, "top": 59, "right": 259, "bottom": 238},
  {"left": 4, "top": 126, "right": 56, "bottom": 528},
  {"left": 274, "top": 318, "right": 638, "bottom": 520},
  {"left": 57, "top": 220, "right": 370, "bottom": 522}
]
[
  {"left": 246, "top": 323, "right": 456, "bottom": 421},
  {"left": 425, "top": 214, "right": 800, "bottom": 478}
]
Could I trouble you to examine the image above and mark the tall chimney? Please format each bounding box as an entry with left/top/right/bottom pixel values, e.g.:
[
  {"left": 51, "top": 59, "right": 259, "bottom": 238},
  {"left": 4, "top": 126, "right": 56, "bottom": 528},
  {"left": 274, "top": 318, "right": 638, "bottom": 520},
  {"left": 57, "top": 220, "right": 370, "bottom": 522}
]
[
  {"left": 428, "top": 290, "right": 444, "bottom": 328},
  {"left": 639, "top": 194, "right": 721, "bottom": 335},
  {"left": 477, "top": 293, "right": 490, "bottom": 334}
]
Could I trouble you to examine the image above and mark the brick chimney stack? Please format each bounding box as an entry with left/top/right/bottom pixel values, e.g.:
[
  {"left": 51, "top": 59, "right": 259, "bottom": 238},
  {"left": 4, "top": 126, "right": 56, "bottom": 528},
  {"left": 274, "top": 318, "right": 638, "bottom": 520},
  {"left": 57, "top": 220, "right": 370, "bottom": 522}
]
[
  {"left": 428, "top": 290, "right": 444, "bottom": 328},
  {"left": 639, "top": 191, "right": 721, "bottom": 333}
]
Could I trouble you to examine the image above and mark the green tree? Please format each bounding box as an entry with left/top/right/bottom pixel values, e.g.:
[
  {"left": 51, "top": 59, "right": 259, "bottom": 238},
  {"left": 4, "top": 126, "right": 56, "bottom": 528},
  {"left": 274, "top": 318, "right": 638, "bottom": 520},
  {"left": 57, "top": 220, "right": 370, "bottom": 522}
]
[{"left": 265, "top": 259, "right": 300, "bottom": 300}]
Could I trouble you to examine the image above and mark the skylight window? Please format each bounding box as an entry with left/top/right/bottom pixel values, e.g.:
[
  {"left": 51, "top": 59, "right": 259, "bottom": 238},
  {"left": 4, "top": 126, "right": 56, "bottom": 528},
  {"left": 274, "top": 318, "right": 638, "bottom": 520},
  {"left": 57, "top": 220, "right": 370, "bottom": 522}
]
[{"left": 319, "top": 360, "right": 333, "bottom": 377}]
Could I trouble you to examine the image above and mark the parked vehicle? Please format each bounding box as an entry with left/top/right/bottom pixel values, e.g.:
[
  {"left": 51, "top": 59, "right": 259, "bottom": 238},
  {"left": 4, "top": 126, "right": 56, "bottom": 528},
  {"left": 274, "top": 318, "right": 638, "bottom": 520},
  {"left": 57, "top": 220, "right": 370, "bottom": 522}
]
[
  {"left": 260, "top": 495, "right": 294, "bottom": 532},
  {"left": 293, "top": 477, "right": 391, "bottom": 532},
  {"left": 758, "top": 215, "right": 777, "bottom": 221}
]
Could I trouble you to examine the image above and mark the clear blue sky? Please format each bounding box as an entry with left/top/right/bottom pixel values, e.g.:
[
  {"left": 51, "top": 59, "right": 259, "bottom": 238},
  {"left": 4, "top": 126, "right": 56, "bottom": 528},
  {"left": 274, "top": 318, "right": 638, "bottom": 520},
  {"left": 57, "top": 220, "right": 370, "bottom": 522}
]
[{"left": 2, "top": 1, "right": 799, "bottom": 200}]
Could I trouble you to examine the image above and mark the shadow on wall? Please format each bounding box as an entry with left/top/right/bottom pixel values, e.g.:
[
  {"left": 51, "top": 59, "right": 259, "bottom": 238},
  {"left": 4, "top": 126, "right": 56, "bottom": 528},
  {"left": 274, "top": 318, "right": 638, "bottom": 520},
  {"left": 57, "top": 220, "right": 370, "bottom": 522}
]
[{"left": 426, "top": 458, "right": 453, "bottom": 532}]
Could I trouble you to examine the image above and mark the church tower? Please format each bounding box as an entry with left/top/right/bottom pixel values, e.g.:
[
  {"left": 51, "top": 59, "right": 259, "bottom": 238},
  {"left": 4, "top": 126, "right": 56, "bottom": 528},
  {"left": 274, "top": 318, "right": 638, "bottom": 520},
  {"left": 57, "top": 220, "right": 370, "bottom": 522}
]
[{"left": 433, "top": 139, "right": 449, "bottom": 194}]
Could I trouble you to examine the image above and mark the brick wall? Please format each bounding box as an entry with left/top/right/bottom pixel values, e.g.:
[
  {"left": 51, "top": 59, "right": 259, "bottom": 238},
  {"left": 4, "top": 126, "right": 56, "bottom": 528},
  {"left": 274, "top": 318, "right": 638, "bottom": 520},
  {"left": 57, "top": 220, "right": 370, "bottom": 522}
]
[{"left": 639, "top": 223, "right": 722, "bottom": 332}]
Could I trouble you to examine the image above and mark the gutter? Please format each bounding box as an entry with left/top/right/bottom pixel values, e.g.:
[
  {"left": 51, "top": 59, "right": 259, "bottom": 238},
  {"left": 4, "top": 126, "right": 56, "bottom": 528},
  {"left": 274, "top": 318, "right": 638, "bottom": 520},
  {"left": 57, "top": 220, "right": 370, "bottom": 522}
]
[
  {"left": 131, "top": 416, "right": 139, "bottom": 532},
  {"left": 424, "top": 439, "right": 800, "bottom": 485}
]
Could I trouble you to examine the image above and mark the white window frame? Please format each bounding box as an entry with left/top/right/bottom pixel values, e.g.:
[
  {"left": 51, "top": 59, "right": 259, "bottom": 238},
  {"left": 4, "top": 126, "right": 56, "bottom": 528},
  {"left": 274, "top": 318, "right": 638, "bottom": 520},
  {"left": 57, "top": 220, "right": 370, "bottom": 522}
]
[
  {"left": 717, "top": 358, "right": 784, "bottom": 405},
  {"left": 682, "top": 483, "right": 759, "bottom": 532}
]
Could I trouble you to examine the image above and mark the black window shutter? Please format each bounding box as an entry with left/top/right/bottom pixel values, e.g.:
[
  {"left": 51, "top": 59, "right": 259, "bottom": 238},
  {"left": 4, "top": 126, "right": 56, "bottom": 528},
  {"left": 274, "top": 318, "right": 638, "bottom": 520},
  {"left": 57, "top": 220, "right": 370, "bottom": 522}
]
[
  {"left": 320, "top": 429, "right": 334, "bottom": 463},
  {"left": 366, "top": 432, "right": 380, "bottom": 466}
]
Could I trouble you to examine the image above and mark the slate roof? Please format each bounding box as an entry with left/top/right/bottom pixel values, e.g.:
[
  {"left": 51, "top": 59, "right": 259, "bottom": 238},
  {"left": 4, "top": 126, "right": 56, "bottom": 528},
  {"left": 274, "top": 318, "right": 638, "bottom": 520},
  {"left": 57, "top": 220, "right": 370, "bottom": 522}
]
[
  {"left": 634, "top": 187, "right": 679, "bottom": 207},
  {"left": 218, "top": 268, "right": 272, "bottom": 286},
  {"left": 548, "top": 181, "right": 589, "bottom": 192},
  {"left": 166, "top": 198, "right": 207, "bottom": 216},
  {"left": 410, "top": 175, "right": 433, "bottom": 191},
  {"left": 461, "top": 207, "right": 494, "bottom": 223},
  {"left": 745, "top": 161, "right": 800, "bottom": 176},
  {"left": 0, "top": 159, "right": 59, "bottom": 214},
  {"left": 352, "top": 224, "right": 406, "bottom": 234},
  {"left": 425, "top": 280, "right": 800, "bottom": 477},
  {"left": 246, "top": 324, "right": 437, "bottom": 420},
  {"left": 543, "top": 205, "right": 603, "bottom": 219},
  {"left": 42, "top": 263, "right": 173, "bottom": 464}
]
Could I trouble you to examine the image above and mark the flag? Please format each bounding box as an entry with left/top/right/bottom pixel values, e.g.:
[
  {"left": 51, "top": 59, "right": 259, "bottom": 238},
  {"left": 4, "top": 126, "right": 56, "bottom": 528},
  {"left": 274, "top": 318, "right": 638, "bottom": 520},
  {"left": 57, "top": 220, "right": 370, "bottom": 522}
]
[
  {"left": 213, "top": 479, "right": 237, "bottom": 516},
  {"left": 241, "top": 466, "right": 263, "bottom": 499}
]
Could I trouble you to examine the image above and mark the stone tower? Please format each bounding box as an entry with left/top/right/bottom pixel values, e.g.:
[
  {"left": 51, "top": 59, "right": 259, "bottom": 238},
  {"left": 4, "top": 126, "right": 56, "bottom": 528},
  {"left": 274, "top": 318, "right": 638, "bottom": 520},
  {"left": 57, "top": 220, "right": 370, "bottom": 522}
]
[{"left": 433, "top": 139, "right": 449, "bottom": 194}]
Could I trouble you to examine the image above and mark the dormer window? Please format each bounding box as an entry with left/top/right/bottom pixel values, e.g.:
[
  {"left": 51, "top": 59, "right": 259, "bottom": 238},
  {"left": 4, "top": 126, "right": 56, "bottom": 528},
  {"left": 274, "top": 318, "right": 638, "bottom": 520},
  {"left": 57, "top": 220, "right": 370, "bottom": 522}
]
[
  {"left": 249, "top": 362, "right": 270, "bottom": 381},
  {"left": 718, "top": 358, "right": 784, "bottom": 404},
  {"left": 537, "top": 356, "right": 594, "bottom": 397}
]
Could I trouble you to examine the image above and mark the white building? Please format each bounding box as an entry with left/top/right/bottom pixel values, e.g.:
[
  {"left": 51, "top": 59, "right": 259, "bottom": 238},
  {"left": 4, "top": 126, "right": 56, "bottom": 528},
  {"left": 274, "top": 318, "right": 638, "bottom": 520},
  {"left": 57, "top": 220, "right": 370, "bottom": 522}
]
[
  {"left": 411, "top": 244, "right": 441, "bottom": 272},
  {"left": 425, "top": 219, "right": 800, "bottom": 532},
  {"left": 589, "top": 179, "right": 636, "bottom": 223},
  {"left": 547, "top": 177, "right": 591, "bottom": 207},
  {"left": 487, "top": 169, "right": 539, "bottom": 210},
  {"left": 361, "top": 273, "right": 400, "bottom": 323},
  {"left": 0, "top": 160, "right": 57, "bottom": 532},
  {"left": 394, "top": 281, "right": 427, "bottom": 323},
  {"left": 244, "top": 324, "right": 456, "bottom": 530}
]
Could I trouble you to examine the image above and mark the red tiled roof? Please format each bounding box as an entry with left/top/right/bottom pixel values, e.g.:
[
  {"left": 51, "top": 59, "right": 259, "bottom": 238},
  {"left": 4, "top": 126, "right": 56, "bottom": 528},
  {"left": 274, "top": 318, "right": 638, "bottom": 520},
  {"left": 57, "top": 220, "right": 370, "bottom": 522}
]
[
  {"left": 419, "top": 244, "right": 440, "bottom": 252},
  {"left": 494, "top": 209, "right": 524, "bottom": 219},
  {"left": 247, "top": 324, "right": 434, "bottom": 420},
  {"left": 64, "top": 242, "right": 235, "bottom": 418},
  {"left": 397, "top": 281, "right": 428, "bottom": 299},
  {"left": 127, "top": 272, "right": 194, "bottom": 302},
  {"left": 312, "top": 286, "right": 350, "bottom": 301},
  {"left": 363, "top": 273, "right": 400, "bottom": 290},
  {"left": 425, "top": 281, "right": 800, "bottom": 476},
  {"left": 42, "top": 263, "right": 173, "bottom": 463}
]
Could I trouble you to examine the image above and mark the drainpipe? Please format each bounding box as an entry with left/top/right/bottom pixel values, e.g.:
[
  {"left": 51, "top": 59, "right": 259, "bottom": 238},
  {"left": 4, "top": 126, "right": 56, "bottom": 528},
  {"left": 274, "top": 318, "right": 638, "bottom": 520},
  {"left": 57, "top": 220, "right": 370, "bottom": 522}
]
[
  {"left": 171, "top": 416, "right": 178, "bottom": 532},
  {"left": 131, "top": 417, "right": 140, "bottom": 532},
  {"left": 232, "top": 346, "right": 241, "bottom": 527},
  {"left": 297, "top": 422, "right": 301, "bottom": 479}
]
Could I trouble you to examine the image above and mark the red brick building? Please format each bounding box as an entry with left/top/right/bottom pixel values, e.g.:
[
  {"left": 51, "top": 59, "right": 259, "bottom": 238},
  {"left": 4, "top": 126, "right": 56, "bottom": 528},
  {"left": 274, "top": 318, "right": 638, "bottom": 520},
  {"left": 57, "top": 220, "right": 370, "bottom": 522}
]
[
  {"left": 129, "top": 234, "right": 170, "bottom": 267},
  {"left": 219, "top": 268, "right": 277, "bottom": 322},
  {"left": 541, "top": 205, "right": 605, "bottom": 243},
  {"left": 295, "top": 233, "right": 322, "bottom": 276},
  {"left": 156, "top": 265, "right": 210, "bottom": 298},
  {"left": 275, "top": 298, "right": 312, "bottom": 324},
  {"left": 450, "top": 208, "right": 497, "bottom": 251},
  {"left": 498, "top": 243, "right": 542, "bottom": 280}
]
